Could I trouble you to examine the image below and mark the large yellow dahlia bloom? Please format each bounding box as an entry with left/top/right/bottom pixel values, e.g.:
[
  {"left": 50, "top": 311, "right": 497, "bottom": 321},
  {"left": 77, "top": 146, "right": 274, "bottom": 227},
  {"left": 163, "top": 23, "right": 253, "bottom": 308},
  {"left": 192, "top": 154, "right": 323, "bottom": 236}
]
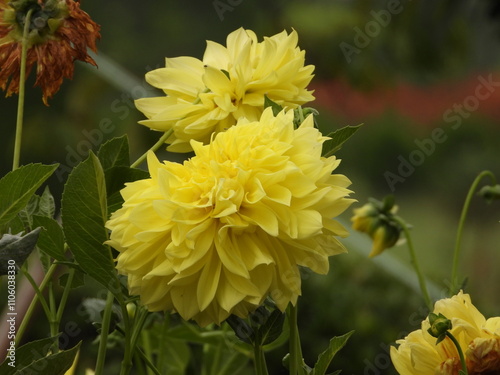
[
  {"left": 135, "top": 28, "right": 315, "bottom": 152},
  {"left": 106, "top": 108, "right": 354, "bottom": 326},
  {"left": 390, "top": 291, "right": 500, "bottom": 374}
]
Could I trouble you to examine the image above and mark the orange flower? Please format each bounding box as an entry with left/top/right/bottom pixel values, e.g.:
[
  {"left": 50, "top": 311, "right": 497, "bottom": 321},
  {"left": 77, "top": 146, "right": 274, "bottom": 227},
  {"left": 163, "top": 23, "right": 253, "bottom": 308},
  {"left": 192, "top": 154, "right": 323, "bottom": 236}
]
[{"left": 0, "top": 0, "right": 100, "bottom": 105}]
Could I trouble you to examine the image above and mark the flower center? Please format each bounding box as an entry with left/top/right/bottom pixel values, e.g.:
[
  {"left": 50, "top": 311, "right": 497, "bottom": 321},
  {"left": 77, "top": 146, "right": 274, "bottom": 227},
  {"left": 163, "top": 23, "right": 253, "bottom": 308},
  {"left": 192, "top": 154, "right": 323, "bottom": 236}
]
[{"left": 10, "top": 0, "right": 66, "bottom": 43}]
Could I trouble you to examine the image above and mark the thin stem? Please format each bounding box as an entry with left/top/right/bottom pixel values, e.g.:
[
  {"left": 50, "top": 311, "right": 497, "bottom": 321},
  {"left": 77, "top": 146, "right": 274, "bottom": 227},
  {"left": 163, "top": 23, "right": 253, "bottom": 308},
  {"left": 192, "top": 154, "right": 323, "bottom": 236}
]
[
  {"left": 140, "top": 330, "right": 154, "bottom": 375},
  {"left": 48, "top": 280, "right": 59, "bottom": 351},
  {"left": 19, "top": 266, "right": 52, "bottom": 320},
  {"left": 12, "top": 9, "right": 34, "bottom": 170},
  {"left": 130, "top": 129, "right": 174, "bottom": 168},
  {"left": 16, "top": 263, "right": 58, "bottom": 345},
  {"left": 287, "top": 303, "right": 305, "bottom": 375},
  {"left": 450, "top": 170, "right": 496, "bottom": 295},
  {"left": 95, "top": 291, "right": 115, "bottom": 375},
  {"left": 393, "top": 216, "right": 433, "bottom": 311},
  {"left": 55, "top": 267, "right": 75, "bottom": 323},
  {"left": 445, "top": 331, "right": 468, "bottom": 375},
  {"left": 130, "top": 307, "right": 149, "bottom": 353},
  {"left": 119, "top": 303, "right": 146, "bottom": 375},
  {"left": 253, "top": 343, "right": 269, "bottom": 375},
  {"left": 134, "top": 345, "right": 161, "bottom": 375}
]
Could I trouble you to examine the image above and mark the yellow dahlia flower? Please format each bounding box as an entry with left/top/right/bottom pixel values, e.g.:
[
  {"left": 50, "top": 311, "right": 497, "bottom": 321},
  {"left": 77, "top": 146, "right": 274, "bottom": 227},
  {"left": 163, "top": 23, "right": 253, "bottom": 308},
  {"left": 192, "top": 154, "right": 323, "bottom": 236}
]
[
  {"left": 390, "top": 291, "right": 500, "bottom": 374},
  {"left": 135, "top": 28, "right": 315, "bottom": 152},
  {"left": 106, "top": 108, "right": 354, "bottom": 326}
]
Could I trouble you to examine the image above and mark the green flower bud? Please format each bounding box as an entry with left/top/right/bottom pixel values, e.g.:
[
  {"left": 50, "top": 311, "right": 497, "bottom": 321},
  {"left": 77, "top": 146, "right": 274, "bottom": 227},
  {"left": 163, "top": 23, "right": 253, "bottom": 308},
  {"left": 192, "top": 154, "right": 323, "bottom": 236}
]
[
  {"left": 351, "top": 197, "right": 402, "bottom": 257},
  {"left": 478, "top": 184, "right": 500, "bottom": 203},
  {"left": 427, "top": 312, "right": 452, "bottom": 341}
]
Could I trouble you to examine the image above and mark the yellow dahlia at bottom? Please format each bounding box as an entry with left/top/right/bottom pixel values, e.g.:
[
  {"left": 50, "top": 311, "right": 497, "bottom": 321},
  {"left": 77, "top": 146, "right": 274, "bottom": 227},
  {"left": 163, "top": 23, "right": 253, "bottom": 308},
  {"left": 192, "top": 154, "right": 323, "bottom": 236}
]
[
  {"left": 390, "top": 291, "right": 500, "bottom": 374},
  {"left": 106, "top": 108, "right": 354, "bottom": 326},
  {"left": 135, "top": 28, "right": 315, "bottom": 152}
]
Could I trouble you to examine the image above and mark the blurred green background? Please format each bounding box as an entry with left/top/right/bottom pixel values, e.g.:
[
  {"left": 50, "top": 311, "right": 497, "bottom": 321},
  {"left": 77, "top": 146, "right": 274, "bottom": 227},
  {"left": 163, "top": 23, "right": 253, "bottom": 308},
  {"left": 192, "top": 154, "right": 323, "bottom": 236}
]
[{"left": 1, "top": 0, "right": 499, "bottom": 373}]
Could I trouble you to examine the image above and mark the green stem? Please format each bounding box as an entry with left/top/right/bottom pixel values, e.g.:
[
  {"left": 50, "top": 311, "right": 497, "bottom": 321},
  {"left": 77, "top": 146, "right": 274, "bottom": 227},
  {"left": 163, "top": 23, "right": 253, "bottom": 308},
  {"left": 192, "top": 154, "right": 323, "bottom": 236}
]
[
  {"left": 445, "top": 331, "right": 468, "bottom": 374},
  {"left": 140, "top": 330, "right": 154, "bottom": 375},
  {"left": 48, "top": 280, "right": 59, "bottom": 350},
  {"left": 19, "top": 266, "right": 52, "bottom": 321},
  {"left": 393, "top": 216, "right": 433, "bottom": 311},
  {"left": 16, "top": 263, "right": 58, "bottom": 345},
  {"left": 119, "top": 304, "right": 148, "bottom": 375},
  {"left": 450, "top": 170, "right": 496, "bottom": 295},
  {"left": 253, "top": 343, "right": 269, "bottom": 375},
  {"left": 287, "top": 303, "right": 305, "bottom": 375},
  {"left": 95, "top": 291, "right": 115, "bottom": 375},
  {"left": 130, "top": 129, "right": 174, "bottom": 168},
  {"left": 55, "top": 267, "right": 75, "bottom": 323},
  {"left": 12, "top": 9, "right": 34, "bottom": 170},
  {"left": 134, "top": 345, "right": 161, "bottom": 375}
]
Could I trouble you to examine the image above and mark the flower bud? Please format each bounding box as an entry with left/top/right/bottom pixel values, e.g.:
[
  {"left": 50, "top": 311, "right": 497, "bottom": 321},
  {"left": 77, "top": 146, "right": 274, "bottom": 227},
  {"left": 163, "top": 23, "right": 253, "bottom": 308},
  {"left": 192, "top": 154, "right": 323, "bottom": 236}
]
[
  {"left": 427, "top": 312, "right": 452, "bottom": 340},
  {"left": 478, "top": 184, "right": 500, "bottom": 203},
  {"left": 351, "top": 197, "right": 401, "bottom": 257}
]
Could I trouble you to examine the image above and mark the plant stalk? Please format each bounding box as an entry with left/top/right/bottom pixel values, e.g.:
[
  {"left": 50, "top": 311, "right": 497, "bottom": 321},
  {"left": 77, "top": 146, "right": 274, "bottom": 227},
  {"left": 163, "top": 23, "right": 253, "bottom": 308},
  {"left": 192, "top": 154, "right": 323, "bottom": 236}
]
[{"left": 12, "top": 9, "right": 34, "bottom": 170}]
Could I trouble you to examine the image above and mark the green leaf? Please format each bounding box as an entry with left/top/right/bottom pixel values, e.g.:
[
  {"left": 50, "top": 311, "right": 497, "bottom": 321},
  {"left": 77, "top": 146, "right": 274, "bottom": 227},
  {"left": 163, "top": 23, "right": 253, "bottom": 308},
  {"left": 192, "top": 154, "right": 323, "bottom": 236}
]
[
  {"left": 158, "top": 337, "right": 190, "bottom": 375},
  {"left": 264, "top": 95, "right": 283, "bottom": 116},
  {"left": 18, "top": 194, "right": 39, "bottom": 228},
  {"left": 313, "top": 331, "right": 354, "bottom": 375},
  {"left": 226, "top": 315, "right": 255, "bottom": 344},
  {"left": 97, "top": 135, "right": 130, "bottom": 171},
  {"left": 61, "top": 152, "right": 121, "bottom": 298},
  {"left": 322, "top": 124, "right": 363, "bottom": 157},
  {"left": 0, "top": 336, "right": 56, "bottom": 375},
  {"left": 15, "top": 341, "right": 81, "bottom": 375},
  {"left": 0, "top": 228, "right": 41, "bottom": 275},
  {"left": 256, "top": 309, "right": 285, "bottom": 346},
  {"left": 0, "top": 163, "right": 58, "bottom": 228},
  {"left": 105, "top": 166, "right": 149, "bottom": 214},
  {"left": 38, "top": 186, "right": 56, "bottom": 218},
  {"left": 32, "top": 215, "right": 65, "bottom": 261},
  {"left": 58, "top": 269, "right": 85, "bottom": 289}
]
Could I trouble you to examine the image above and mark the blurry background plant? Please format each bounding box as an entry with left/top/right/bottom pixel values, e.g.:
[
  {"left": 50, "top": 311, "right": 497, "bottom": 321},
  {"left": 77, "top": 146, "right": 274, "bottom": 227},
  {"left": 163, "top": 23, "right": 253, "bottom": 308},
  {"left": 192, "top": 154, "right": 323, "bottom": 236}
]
[{"left": 1, "top": 0, "right": 499, "bottom": 374}]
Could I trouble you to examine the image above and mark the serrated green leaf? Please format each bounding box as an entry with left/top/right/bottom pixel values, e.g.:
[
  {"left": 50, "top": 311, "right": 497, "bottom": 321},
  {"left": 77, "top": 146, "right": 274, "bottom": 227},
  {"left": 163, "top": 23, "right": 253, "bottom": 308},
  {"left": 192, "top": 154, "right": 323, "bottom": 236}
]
[
  {"left": 61, "top": 153, "right": 121, "bottom": 298},
  {"left": 97, "top": 135, "right": 130, "bottom": 171},
  {"left": 15, "top": 341, "right": 81, "bottom": 375},
  {"left": 0, "top": 336, "right": 56, "bottom": 375},
  {"left": 32, "top": 215, "right": 65, "bottom": 261},
  {"left": 322, "top": 124, "right": 363, "bottom": 157},
  {"left": 18, "top": 194, "right": 39, "bottom": 228},
  {"left": 3, "top": 216, "right": 24, "bottom": 236},
  {"left": 0, "top": 163, "right": 58, "bottom": 227},
  {"left": 256, "top": 309, "right": 285, "bottom": 346},
  {"left": 264, "top": 95, "right": 283, "bottom": 116},
  {"left": 313, "top": 331, "right": 354, "bottom": 375},
  {"left": 0, "top": 228, "right": 41, "bottom": 275},
  {"left": 38, "top": 186, "right": 56, "bottom": 218}
]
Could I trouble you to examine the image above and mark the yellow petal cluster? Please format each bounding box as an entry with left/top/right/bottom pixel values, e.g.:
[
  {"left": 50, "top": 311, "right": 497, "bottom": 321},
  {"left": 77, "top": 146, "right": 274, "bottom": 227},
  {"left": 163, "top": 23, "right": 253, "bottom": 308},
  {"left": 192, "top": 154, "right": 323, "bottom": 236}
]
[
  {"left": 390, "top": 291, "right": 500, "bottom": 374},
  {"left": 106, "top": 108, "right": 354, "bottom": 326},
  {"left": 135, "top": 28, "right": 315, "bottom": 152}
]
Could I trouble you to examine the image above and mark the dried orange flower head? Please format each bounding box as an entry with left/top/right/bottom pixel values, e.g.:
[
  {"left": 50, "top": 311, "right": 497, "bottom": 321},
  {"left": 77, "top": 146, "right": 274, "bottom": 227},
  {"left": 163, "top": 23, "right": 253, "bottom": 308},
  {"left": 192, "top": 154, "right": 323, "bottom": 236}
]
[{"left": 0, "top": 0, "right": 100, "bottom": 104}]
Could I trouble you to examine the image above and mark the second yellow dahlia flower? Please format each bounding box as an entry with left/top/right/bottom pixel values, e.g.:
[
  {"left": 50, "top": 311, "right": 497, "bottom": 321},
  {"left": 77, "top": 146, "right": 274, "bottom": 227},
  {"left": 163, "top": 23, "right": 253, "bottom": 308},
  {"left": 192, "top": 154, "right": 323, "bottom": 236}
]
[
  {"left": 135, "top": 28, "right": 315, "bottom": 152},
  {"left": 390, "top": 291, "right": 500, "bottom": 374},
  {"left": 106, "top": 108, "right": 354, "bottom": 326}
]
